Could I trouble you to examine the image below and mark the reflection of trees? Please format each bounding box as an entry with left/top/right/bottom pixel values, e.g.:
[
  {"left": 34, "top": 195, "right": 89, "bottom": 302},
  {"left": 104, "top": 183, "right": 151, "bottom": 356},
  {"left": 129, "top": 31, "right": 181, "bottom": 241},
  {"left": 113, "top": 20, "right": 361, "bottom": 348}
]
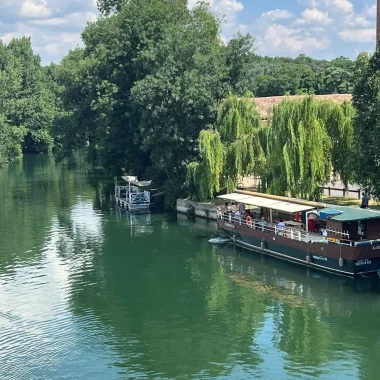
[
  {"left": 275, "top": 305, "right": 332, "bottom": 372},
  {"left": 66, "top": 217, "right": 269, "bottom": 378},
  {"left": 216, "top": 250, "right": 380, "bottom": 380},
  {"left": 0, "top": 154, "right": 95, "bottom": 276}
]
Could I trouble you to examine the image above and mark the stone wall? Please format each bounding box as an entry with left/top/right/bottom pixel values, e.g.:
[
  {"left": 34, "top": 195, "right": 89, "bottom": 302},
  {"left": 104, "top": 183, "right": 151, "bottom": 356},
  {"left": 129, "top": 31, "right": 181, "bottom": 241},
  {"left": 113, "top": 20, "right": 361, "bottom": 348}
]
[{"left": 176, "top": 199, "right": 218, "bottom": 220}]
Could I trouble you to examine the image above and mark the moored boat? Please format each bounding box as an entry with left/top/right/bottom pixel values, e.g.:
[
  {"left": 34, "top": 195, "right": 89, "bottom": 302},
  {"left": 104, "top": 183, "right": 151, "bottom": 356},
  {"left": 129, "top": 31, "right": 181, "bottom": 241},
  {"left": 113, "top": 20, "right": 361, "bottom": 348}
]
[
  {"left": 115, "top": 175, "right": 151, "bottom": 212},
  {"left": 217, "top": 190, "right": 380, "bottom": 277}
]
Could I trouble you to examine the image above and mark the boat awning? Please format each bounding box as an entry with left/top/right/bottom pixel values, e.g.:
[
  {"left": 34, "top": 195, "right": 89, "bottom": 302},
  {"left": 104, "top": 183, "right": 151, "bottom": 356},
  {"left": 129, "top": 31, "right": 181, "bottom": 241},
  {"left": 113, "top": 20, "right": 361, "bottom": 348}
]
[
  {"left": 122, "top": 176, "right": 152, "bottom": 187},
  {"left": 218, "top": 193, "right": 316, "bottom": 213}
]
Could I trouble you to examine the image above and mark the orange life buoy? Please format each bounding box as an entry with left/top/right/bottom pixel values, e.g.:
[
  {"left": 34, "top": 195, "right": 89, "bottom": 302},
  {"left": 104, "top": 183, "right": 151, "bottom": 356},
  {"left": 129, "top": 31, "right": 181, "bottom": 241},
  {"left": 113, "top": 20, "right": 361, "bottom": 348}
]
[{"left": 246, "top": 215, "right": 252, "bottom": 227}]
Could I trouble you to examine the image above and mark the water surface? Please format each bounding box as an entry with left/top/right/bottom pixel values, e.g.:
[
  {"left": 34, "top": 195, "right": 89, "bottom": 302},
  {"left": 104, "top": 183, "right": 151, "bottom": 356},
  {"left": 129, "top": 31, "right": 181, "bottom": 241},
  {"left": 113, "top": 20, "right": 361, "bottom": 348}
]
[{"left": 0, "top": 155, "right": 380, "bottom": 380}]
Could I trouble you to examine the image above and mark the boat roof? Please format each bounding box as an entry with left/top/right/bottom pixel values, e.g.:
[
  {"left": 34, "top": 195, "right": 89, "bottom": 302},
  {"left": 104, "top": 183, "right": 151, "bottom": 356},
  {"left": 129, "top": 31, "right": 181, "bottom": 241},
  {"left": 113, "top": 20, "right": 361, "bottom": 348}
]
[
  {"left": 218, "top": 192, "right": 316, "bottom": 213},
  {"left": 122, "top": 176, "right": 151, "bottom": 187},
  {"left": 235, "top": 190, "right": 328, "bottom": 209},
  {"left": 318, "top": 206, "right": 380, "bottom": 222}
]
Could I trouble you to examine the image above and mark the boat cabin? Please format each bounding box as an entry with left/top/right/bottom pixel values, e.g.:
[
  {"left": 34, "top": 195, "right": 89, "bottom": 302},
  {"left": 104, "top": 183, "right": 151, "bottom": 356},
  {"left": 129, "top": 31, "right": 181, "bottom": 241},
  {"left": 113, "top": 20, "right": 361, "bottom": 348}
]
[
  {"left": 318, "top": 206, "right": 380, "bottom": 243},
  {"left": 217, "top": 191, "right": 324, "bottom": 234}
]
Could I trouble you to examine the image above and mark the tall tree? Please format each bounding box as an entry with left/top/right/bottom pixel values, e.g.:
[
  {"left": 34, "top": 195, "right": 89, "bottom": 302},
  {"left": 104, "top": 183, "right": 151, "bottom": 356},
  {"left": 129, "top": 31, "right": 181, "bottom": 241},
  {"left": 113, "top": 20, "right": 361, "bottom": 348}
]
[
  {"left": 187, "top": 93, "right": 265, "bottom": 200},
  {"left": 352, "top": 50, "right": 380, "bottom": 197},
  {"left": 266, "top": 97, "right": 332, "bottom": 200}
]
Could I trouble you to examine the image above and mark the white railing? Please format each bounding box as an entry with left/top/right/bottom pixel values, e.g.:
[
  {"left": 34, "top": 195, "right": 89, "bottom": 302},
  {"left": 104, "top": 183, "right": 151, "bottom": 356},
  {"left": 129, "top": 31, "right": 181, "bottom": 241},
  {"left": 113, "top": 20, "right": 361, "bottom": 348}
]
[
  {"left": 130, "top": 190, "right": 150, "bottom": 205},
  {"left": 217, "top": 212, "right": 352, "bottom": 245},
  {"left": 115, "top": 186, "right": 150, "bottom": 205}
]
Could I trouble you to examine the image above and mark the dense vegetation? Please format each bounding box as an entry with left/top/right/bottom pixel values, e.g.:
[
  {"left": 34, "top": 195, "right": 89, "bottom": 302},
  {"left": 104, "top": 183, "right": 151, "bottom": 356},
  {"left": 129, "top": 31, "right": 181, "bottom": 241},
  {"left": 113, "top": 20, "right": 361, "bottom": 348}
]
[
  {"left": 188, "top": 94, "right": 354, "bottom": 201},
  {"left": 1, "top": 0, "right": 378, "bottom": 203},
  {"left": 0, "top": 38, "right": 58, "bottom": 167},
  {"left": 352, "top": 51, "right": 380, "bottom": 199}
]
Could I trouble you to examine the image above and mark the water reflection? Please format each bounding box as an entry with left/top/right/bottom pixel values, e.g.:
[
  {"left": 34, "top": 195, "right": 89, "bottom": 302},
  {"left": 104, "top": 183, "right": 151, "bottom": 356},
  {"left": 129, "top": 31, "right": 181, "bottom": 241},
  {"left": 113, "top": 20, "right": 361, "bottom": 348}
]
[
  {"left": 115, "top": 208, "right": 153, "bottom": 237},
  {"left": 214, "top": 246, "right": 380, "bottom": 379},
  {"left": 1, "top": 156, "right": 380, "bottom": 380}
]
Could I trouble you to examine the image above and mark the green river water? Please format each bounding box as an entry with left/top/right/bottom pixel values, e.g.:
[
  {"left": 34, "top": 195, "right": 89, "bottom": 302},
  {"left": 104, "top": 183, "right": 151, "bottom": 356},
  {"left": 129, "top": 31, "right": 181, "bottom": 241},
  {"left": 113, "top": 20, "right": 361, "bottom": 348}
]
[{"left": 1, "top": 155, "right": 380, "bottom": 380}]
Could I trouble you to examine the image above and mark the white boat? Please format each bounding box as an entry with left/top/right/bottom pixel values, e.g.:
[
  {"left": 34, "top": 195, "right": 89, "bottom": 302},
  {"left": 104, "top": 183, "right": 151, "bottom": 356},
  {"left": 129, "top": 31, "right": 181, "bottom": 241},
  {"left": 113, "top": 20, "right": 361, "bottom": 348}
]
[
  {"left": 209, "top": 237, "right": 231, "bottom": 244},
  {"left": 115, "top": 175, "right": 151, "bottom": 212}
]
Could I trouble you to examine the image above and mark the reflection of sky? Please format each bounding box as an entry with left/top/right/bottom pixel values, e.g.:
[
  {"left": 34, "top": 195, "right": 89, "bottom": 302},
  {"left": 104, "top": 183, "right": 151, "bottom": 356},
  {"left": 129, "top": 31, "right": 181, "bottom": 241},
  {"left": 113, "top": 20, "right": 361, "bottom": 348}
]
[
  {"left": 0, "top": 199, "right": 122, "bottom": 380},
  {"left": 71, "top": 197, "right": 103, "bottom": 238}
]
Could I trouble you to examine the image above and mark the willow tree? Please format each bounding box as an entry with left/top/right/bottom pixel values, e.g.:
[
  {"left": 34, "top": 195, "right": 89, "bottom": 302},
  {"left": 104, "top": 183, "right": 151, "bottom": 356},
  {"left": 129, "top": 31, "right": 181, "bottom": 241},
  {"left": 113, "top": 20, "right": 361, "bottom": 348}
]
[
  {"left": 267, "top": 96, "right": 332, "bottom": 200},
  {"left": 186, "top": 93, "right": 265, "bottom": 200},
  {"left": 317, "top": 100, "right": 354, "bottom": 188},
  {"left": 186, "top": 130, "right": 224, "bottom": 201}
]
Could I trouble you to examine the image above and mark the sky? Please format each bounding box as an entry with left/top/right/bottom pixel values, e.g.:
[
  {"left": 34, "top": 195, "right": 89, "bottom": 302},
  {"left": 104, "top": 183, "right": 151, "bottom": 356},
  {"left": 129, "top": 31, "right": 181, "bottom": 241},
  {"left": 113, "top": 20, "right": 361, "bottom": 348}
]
[{"left": 0, "top": 0, "right": 377, "bottom": 65}]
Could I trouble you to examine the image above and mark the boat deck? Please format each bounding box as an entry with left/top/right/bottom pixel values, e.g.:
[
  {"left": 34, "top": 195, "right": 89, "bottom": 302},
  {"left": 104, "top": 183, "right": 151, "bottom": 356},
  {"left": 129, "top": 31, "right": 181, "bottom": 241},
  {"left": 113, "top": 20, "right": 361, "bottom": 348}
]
[{"left": 218, "top": 213, "right": 350, "bottom": 246}]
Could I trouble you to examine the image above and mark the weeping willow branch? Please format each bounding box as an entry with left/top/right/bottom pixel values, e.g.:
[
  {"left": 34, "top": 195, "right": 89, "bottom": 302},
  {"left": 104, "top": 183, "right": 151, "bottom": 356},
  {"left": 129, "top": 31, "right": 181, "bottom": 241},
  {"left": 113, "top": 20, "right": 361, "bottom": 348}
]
[
  {"left": 186, "top": 92, "right": 265, "bottom": 200},
  {"left": 186, "top": 129, "right": 223, "bottom": 200},
  {"left": 266, "top": 96, "right": 354, "bottom": 200}
]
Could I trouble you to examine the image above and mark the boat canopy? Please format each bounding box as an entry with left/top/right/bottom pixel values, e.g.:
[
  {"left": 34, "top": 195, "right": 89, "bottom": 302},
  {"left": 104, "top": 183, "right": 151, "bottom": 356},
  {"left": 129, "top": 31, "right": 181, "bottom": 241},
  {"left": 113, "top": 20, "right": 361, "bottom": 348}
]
[
  {"left": 318, "top": 206, "right": 380, "bottom": 222},
  {"left": 122, "top": 176, "right": 152, "bottom": 187},
  {"left": 218, "top": 192, "right": 316, "bottom": 213}
]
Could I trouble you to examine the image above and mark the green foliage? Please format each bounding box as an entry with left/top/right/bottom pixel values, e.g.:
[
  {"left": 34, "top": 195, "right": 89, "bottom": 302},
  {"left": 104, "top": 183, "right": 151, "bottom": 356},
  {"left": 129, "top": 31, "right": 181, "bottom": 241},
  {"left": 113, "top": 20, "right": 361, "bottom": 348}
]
[
  {"left": 187, "top": 93, "right": 265, "bottom": 200},
  {"left": 231, "top": 53, "right": 355, "bottom": 97},
  {"left": 352, "top": 50, "right": 380, "bottom": 197},
  {"left": 55, "top": 0, "right": 227, "bottom": 208},
  {"left": 97, "top": 0, "right": 125, "bottom": 14},
  {"left": 317, "top": 100, "right": 354, "bottom": 187},
  {"left": 52, "top": 0, "right": 359, "bottom": 204},
  {"left": 0, "top": 37, "right": 56, "bottom": 167},
  {"left": 266, "top": 96, "right": 333, "bottom": 200},
  {"left": 186, "top": 130, "right": 223, "bottom": 200}
]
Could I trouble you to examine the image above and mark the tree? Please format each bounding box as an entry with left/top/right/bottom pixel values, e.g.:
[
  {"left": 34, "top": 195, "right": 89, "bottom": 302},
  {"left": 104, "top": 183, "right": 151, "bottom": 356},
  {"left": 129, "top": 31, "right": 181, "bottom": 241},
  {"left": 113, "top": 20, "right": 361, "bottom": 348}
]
[
  {"left": 317, "top": 100, "right": 354, "bottom": 187},
  {"left": 0, "top": 37, "right": 56, "bottom": 166},
  {"left": 131, "top": 3, "right": 227, "bottom": 188},
  {"left": 352, "top": 50, "right": 380, "bottom": 197},
  {"left": 224, "top": 33, "right": 255, "bottom": 93},
  {"left": 97, "top": 0, "right": 126, "bottom": 14},
  {"left": 187, "top": 93, "right": 265, "bottom": 200},
  {"left": 266, "top": 96, "right": 332, "bottom": 200}
]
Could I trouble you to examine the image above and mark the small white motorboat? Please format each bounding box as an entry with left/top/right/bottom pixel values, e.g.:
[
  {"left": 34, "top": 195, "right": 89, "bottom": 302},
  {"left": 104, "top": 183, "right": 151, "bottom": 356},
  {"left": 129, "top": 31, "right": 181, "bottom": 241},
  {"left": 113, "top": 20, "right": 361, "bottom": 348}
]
[{"left": 209, "top": 237, "right": 231, "bottom": 244}]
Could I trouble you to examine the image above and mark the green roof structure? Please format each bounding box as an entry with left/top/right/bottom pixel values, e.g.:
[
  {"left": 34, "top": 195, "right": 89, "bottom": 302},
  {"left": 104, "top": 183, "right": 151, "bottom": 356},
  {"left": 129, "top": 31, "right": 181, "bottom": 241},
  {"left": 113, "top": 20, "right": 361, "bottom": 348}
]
[{"left": 319, "top": 206, "right": 380, "bottom": 222}]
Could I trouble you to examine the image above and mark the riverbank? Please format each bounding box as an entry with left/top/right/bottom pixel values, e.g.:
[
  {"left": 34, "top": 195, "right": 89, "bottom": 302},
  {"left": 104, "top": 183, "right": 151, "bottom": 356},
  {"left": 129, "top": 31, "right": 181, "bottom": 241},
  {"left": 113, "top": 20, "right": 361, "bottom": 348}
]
[{"left": 176, "top": 199, "right": 218, "bottom": 220}]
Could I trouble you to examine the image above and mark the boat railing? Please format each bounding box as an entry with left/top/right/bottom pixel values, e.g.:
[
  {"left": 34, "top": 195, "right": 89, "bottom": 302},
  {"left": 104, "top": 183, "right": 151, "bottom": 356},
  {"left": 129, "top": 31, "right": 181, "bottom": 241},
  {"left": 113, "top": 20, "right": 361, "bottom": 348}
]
[
  {"left": 130, "top": 190, "right": 150, "bottom": 205},
  {"left": 217, "top": 212, "right": 354, "bottom": 246},
  {"left": 115, "top": 186, "right": 150, "bottom": 204}
]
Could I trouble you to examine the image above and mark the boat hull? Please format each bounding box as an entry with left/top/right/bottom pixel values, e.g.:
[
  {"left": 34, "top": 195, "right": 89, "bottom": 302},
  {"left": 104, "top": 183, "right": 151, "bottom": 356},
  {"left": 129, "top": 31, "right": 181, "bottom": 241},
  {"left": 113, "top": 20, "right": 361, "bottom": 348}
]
[{"left": 218, "top": 220, "right": 380, "bottom": 277}]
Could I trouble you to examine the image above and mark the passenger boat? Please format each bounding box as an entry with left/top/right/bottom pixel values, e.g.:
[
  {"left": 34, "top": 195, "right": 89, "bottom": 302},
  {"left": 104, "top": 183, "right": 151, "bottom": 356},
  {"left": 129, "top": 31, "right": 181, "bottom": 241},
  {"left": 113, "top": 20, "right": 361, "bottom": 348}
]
[
  {"left": 115, "top": 176, "right": 151, "bottom": 212},
  {"left": 217, "top": 190, "right": 380, "bottom": 277}
]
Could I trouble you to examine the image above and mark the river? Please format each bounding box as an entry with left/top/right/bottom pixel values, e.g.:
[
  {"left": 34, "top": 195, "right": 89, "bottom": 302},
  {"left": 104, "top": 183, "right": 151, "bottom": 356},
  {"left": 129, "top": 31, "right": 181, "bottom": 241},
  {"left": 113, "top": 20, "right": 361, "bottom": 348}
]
[{"left": 1, "top": 155, "right": 380, "bottom": 380}]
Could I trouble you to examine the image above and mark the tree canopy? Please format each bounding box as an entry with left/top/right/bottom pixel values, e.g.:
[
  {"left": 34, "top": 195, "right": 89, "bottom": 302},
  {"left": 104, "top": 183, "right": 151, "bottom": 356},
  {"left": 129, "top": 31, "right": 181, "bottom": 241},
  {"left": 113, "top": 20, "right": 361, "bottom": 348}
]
[
  {"left": 0, "top": 0, "right": 368, "bottom": 207},
  {"left": 352, "top": 50, "right": 380, "bottom": 197},
  {"left": 0, "top": 37, "right": 56, "bottom": 166},
  {"left": 187, "top": 93, "right": 265, "bottom": 201}
]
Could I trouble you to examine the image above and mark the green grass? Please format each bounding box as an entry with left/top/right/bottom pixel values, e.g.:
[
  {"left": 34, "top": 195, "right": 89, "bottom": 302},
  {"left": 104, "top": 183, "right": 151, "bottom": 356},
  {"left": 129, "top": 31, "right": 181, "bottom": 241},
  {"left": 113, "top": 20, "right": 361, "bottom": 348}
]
[{"left": 323, "top": 196, "right": 380, "bottom": 210}]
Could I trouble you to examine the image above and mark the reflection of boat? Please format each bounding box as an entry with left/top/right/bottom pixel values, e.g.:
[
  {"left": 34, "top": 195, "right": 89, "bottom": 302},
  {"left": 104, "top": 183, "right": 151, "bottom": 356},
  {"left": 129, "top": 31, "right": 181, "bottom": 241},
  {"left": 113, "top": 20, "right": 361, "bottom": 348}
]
[
  {"left": 216, "top": 245, "right": 380, "bottom": 309},
  {"left": 115, "top": 176, "right": 151, "bottom": 212},
  {"left": 116, "top": 208, "right": 153, "bottom": 237},
  {"left": 217, "top": 190, "right": 380, "bottom": 277}
]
